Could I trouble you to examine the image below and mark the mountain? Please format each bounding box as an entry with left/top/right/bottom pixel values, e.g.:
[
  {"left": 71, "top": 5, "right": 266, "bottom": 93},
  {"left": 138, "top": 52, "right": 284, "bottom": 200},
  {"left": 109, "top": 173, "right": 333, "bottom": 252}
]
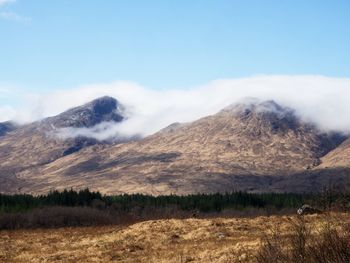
[
  {"left": 320, "top": 138, "right": 350, "bottom": 168},
  {"left": 3, "top": 99, "right": 348, "bottom": 195},
  {"left": 0, "top": 121, "right": 17, "bottom": 137},
  {"left": 44, "top": 96, "right": 124, "bottom": 128},
  {"left": 0, "top": 96, "right": 127, "bottom": 193}
]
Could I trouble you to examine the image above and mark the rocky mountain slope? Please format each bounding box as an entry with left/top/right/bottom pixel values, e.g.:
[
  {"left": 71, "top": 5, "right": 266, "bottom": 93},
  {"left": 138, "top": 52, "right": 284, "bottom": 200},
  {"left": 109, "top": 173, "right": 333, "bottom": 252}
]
[
  {"left": 0, "top": 121, "right": 17, "bottom": 137},
  {"left": 0, "top": 96, "right": 126, "bottom": 193},
  {"left": 2, "top": 99, "right": 348, "bottom": 195}
]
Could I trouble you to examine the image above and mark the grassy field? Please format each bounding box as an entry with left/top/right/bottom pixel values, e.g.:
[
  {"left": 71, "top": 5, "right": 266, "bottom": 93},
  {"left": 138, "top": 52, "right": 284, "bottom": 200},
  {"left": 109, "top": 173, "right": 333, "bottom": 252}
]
[{"left": 1, "top": 213, "right": 350, "bottom": 263}]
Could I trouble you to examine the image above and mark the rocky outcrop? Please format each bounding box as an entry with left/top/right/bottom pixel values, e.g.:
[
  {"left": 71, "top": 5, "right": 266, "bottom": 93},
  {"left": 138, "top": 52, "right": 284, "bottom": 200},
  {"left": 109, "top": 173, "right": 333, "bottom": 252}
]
[{"left": 297, "top": 204, "right": 323, "bottom": 215}]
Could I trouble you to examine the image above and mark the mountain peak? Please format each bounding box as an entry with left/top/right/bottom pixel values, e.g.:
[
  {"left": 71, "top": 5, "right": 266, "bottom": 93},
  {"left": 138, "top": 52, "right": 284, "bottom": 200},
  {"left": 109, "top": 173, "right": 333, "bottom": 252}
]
[
  {"left": 86, "top": 96, "right": 118, "bottom": 112},
  {"left": 45, "top": 96, "right": 125, "bottom": 128},
  {"left": 224, "top": 99, "right": 291, "bottom": 116},
  {"left": 221, "top": 99, "right": 297, "bottom": 132}
]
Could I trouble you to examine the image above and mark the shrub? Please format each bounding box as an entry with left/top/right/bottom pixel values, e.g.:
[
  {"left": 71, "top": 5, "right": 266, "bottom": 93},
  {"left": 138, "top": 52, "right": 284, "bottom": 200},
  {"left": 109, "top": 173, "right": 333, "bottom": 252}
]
[{"left": 255, "top": 216, "right": 350, "bottom": 263}]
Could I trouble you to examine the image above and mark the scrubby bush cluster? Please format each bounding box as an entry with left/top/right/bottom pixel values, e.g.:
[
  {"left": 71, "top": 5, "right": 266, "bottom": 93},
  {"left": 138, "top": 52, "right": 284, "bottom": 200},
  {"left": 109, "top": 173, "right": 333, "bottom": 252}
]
[
  {"left": 255, "top": 217, "right": 350, "bottom": 263},
  {"left": 228, "top": 216, "right": 350, "bottom": 263}
]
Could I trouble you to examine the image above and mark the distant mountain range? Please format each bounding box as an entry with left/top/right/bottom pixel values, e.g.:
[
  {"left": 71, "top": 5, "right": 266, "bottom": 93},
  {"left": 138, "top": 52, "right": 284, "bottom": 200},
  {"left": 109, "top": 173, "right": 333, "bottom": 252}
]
[{"left": 1, "top": 96, "right": 350, "bottom": 195}]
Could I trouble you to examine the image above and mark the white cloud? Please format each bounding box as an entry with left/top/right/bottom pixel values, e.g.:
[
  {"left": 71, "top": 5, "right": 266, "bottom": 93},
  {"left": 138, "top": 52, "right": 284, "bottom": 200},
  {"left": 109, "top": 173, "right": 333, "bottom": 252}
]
[
  {"left": 0, "top": 0, "right": 16, "bottom": 6},
  {"left": 2, "top": 75, "right": 350, "bottom": 140},
  {"left": 0, "top": 11, "right": 30, "bottom": 23},
  {"left": 0, "top": 106, "right": 16, "bottom": 122},
  {"left": 52, "top": 121, "right": 140, "bottom": 142}
]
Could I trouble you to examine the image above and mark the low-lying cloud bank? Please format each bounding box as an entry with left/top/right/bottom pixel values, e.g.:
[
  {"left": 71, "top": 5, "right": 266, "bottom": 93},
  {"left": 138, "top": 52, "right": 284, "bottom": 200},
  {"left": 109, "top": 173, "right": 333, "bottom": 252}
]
[
  {"left": 52, "top": 121, "right": 142, "bottom": 142},
  {"left": 1, "top": 75, "right": 350, "bottom": 140}
]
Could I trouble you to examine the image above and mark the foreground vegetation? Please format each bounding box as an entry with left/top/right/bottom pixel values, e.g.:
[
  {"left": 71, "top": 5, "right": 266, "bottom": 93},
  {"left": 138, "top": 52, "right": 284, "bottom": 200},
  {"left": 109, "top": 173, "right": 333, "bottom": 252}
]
[
  {"left": 1, "top": 189, "right": 350, "bottom": 262},
  {"left": 1, "top": 213, "right": 349, "bottom": 263},
  {"left": 232, "top": 214, "right": 350, "bottom": 263}
]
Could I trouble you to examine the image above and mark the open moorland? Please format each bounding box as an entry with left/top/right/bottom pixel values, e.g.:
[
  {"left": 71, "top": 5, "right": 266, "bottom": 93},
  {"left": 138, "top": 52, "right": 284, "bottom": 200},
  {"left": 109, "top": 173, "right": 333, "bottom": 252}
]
[{"left": 1, "top": 213, "right": 350, "bottom": 263}]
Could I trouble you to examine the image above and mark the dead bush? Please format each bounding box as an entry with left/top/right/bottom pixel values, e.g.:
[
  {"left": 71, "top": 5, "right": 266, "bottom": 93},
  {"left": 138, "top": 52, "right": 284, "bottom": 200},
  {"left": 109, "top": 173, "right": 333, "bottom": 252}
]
[
  {"left": 256, "top": 217, "right": 350, "bottom": 263},
  {"left": 228, "top": 215, "right": 350, "bottom": 263}
]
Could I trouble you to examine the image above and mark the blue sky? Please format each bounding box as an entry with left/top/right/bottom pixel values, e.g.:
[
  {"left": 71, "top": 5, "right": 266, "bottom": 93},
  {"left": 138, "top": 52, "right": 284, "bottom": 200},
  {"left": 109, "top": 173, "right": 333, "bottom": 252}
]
[{"left": 0, "top": 0, "right": 350, "bottom": 95}]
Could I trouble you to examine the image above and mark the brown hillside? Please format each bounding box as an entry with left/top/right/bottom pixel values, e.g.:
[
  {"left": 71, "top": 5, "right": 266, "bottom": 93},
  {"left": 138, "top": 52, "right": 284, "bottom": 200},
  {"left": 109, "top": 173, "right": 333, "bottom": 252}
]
[{"left": 4, "top": 100, "right": 347, "bottom": 195}]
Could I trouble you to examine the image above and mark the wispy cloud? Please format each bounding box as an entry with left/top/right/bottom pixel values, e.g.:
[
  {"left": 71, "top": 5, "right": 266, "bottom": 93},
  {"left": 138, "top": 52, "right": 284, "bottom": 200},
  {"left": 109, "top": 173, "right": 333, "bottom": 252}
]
[
  {"left": 0, "top": 0, "right": 31, "bottom": 23},
  {"left": 0, "top": 11, "right": 30, "bottom": 23},
  {"left": 0, "top": 0, "right": 16, "bottom": 6}
]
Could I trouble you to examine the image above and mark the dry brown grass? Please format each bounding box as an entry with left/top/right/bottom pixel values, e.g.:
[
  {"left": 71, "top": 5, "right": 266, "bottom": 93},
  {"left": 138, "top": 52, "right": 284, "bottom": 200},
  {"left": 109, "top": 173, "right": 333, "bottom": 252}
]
[
  {"left": 1, "top": 213, "right": 350, "bottom": 263},
  {"left": 252, "top": 214, "right": 350, "bottom": 263}
]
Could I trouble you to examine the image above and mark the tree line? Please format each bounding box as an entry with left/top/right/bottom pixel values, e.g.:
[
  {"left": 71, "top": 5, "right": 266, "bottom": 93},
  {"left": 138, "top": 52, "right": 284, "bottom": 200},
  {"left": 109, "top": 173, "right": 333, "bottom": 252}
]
[
  {"left": 1, "top": 188, "right": 350, "bottom": 229},
  {"left": 0, "top": 189, "right": 308, "bottom": 214}
]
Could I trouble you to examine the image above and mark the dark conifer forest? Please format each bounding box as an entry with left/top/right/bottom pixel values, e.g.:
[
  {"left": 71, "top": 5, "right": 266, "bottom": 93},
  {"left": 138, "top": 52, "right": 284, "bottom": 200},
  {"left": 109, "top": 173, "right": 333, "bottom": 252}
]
[{"left": 0, "top": 188, "right": 348, "bottom": 229}]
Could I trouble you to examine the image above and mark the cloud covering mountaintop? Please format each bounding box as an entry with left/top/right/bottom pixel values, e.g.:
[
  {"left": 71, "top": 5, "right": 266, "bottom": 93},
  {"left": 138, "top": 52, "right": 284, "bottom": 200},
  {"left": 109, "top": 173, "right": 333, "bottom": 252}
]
[{"left": 1, "top": 75, "right": 350, "bottom": 140}]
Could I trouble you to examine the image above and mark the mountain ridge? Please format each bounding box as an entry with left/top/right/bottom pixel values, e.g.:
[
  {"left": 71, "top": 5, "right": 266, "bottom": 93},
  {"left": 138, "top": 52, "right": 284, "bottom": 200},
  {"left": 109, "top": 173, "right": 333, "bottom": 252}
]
[
  {"left": 1, "top": 98, "right": 349, "bottom": 195},
  {"left": 43, "top": 96, "right": 125, "bottom": 128}
]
